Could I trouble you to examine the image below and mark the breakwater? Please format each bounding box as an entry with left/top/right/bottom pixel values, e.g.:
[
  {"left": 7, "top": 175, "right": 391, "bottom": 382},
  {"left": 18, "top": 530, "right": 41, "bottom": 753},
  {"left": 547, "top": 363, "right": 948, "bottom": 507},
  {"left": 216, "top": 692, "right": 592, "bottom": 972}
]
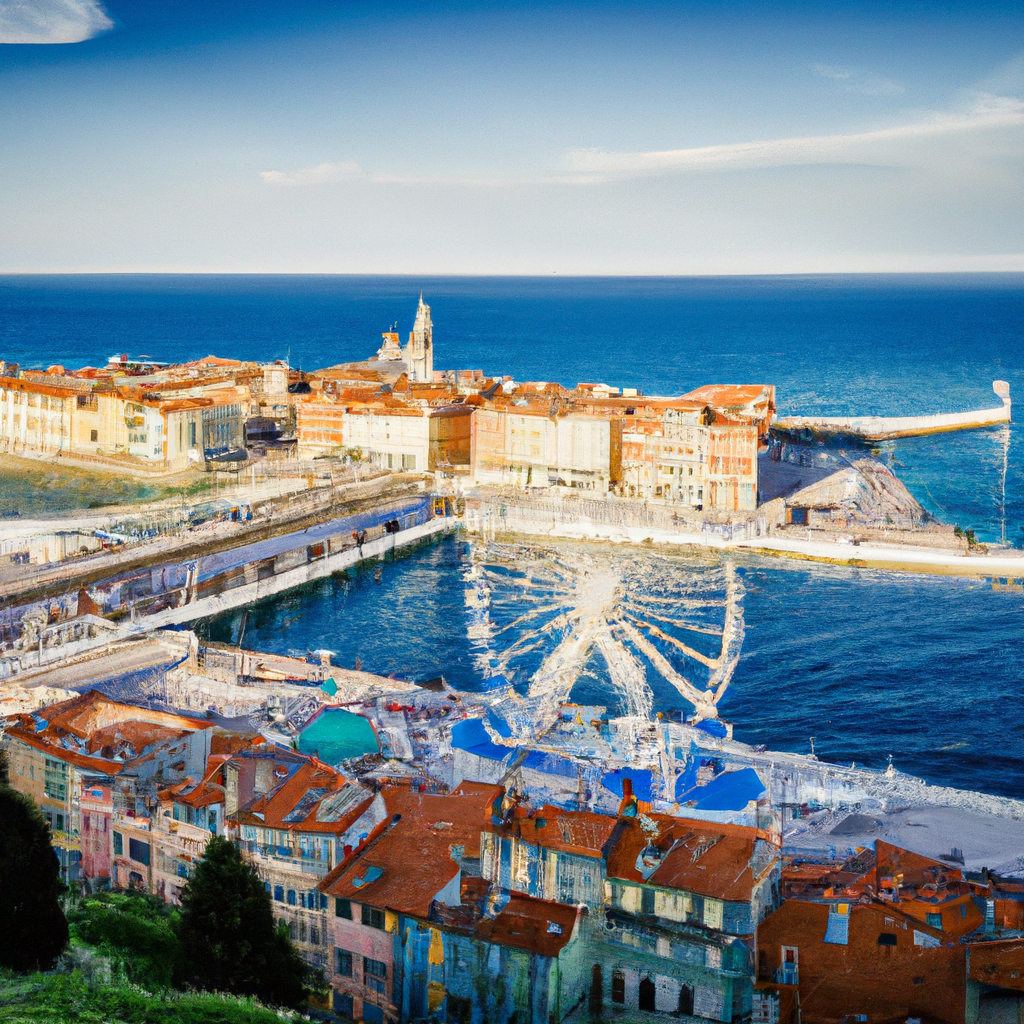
[
  {"left": 0, "top": 496, "right": 458, "bottom": 681},
  {"left": 774, "top": 380, "right": 1012, "bottom": 440},
  {"left": 464, "top": 493, "right": 1024, "bottom": 577}
]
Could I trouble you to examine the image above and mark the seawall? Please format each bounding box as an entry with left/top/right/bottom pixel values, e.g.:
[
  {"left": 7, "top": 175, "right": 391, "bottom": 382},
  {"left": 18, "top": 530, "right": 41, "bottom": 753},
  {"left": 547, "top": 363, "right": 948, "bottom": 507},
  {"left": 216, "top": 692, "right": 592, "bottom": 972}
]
[{"left": 465, "top": 499, "right": 1024, "bottom": 578}]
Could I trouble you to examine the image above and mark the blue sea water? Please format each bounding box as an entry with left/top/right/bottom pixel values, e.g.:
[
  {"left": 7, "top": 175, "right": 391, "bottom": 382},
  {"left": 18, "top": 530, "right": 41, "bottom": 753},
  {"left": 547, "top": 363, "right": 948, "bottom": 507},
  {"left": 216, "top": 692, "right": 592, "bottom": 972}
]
[
  {"left": 197, "top": 535, "right": 1024, "bottom": 799},
  {"left": 3, "top": 274, "right": 1024, "bottom": 797},
  {"left": 2, "top": 273, "right": 1023, "bottom": 542}
]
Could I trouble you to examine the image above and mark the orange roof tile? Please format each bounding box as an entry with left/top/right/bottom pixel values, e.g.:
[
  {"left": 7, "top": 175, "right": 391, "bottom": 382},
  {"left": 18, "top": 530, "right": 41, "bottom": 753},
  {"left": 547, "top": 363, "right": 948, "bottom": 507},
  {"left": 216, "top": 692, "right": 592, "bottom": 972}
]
[
  {"left": 235, "top": 756, "right": 372, "bottom": 835},
  {"left": 319, "top": 787, "right": 501, "bottom": 917},
  {"left": 508, "top": 805, "right": 619, "bottom": 859},
  {"left": 606, "top": 815, "right": 772, "bottom": 903}
]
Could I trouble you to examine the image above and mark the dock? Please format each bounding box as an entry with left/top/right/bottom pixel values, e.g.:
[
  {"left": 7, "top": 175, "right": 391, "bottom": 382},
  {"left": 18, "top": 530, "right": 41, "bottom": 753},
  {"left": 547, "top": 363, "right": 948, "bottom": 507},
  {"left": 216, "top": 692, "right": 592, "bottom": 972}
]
[{"left": 773, "top": 380, "right": 1011, "bottom": 441}]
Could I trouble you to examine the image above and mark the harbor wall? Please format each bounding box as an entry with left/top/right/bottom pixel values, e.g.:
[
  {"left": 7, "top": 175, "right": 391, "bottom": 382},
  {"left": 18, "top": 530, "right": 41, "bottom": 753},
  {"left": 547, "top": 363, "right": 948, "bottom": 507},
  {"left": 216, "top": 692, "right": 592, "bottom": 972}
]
[
  {"left": 0, "top": 510, "right": 458, "bottom": 680},
  {"left": 464, "top": 496, "right": 1024, "bottom": 577},
  {"left": 132, "top": 515, "right": 455, "bottom": 632},
  {"left": 774, "top": 397, "right": 1011, "bottom": 440}
]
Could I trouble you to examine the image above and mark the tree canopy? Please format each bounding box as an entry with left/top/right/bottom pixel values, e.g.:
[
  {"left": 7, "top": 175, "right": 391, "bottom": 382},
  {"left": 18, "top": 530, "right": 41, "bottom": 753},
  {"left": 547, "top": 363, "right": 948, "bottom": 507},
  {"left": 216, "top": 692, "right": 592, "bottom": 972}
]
[
  {"left": 174, "top": 836, "right": 308, "bottom": 1009},
  {"left": 0, "top": 783, "right": 69, "bottom": 972}
]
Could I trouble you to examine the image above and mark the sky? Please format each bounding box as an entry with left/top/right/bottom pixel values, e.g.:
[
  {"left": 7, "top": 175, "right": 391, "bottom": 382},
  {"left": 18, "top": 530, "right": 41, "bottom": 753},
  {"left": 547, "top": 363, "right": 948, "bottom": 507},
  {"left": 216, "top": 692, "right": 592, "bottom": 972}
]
[{"left": 0, "top": 0, "right": 1023, "bottom": 274}]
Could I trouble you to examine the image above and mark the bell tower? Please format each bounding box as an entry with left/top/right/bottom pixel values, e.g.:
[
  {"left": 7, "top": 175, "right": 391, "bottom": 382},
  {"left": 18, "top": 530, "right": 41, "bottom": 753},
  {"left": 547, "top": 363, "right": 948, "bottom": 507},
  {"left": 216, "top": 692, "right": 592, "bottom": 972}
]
[{"left": 403, "top": 293, "right": 433, "bottom": 382}]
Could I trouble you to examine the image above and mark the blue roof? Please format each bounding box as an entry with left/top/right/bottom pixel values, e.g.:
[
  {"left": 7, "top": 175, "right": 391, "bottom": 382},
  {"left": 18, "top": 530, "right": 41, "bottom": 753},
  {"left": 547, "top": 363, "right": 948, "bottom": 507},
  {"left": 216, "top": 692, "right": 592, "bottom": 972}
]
[
  {"left": 520, "top": 750, "right": 579, "bottom": 779},
  {"left": 678, "top": 767, "right": 765, "bottom": 811},
  {"left": 695, "top": 719, "right": 729, "bottom": 738},
  {"left": 601, "top": 769, "right": 656, "bottom": 803},
  {"left": 450, "top": 718, "right": 517, "bottom": 763},
  {"left": 486, "top": 708, "right": 513, "bottom": 739}
]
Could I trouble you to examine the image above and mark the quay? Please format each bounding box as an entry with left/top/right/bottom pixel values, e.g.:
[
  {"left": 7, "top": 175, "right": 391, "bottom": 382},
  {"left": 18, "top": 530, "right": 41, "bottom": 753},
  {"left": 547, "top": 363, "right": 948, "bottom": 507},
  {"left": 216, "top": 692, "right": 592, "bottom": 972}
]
[
  {"left": 773, "top": 379, "right": 1011, "bottom": 440},
  {"left": 466, "top": 492, "right": 1024, "bottom": 577},
  {"left": 0, "top": 495, "right": 458, "bottom": 682}
]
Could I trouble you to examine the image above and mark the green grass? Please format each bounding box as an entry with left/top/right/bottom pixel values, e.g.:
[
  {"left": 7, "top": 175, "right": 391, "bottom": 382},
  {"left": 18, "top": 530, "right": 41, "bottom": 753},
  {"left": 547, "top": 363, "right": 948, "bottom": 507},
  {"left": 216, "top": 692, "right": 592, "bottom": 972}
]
[
  {"left": 0, "top": 457, "right": 214, "bottom": 517},
  {"left": 0, "top": 892, "right": 305, "bottom": 1023},
  {"left": 0, "top": 972, "right": 299, "bottom": 1024}
]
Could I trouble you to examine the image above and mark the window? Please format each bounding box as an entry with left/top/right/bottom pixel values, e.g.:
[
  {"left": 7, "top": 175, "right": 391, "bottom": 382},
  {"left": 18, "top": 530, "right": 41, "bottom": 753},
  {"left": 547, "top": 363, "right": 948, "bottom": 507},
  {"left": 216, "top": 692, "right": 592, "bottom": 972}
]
[
  {"left": 335, "top": 898, "right": 352, "bottom": 919},
  {"left": 274, "top": 885, "right": 284, "bottom": 902},
  {"left": 611, "top": 970, "right": 625, "bottom": 1004},
  {"left": 43, "top": 758, "right": 67, "bottom": 801},
  {"left": 402, "top": 453, "right": 416, "bottom": 470},
  {"left": 332, "top": 992, "right": 353, "bottom": 1017},
  {"left": 112, "top": 831, "right": 124, "bottom": 856},
  {"left": 362, "top": 1003, "right": 384, "bottom": 1024},
  {"left": 90, "top": 429, "right": 98, "bottom": 442},
  {"left": 129, "top": 838, "right": 150, "bottom": 866},
  {"left": 287, "top": 889, "right": 297, "bottom": 906},
  {"left": 641, "top": 887, "right": 655, "bottom": 915},
  {"left": 364, "top": 957, "right": 387, "bottom": 979},
  {"left": 366, "top": 976, "right": 386, "bottom": 996},
  {"left": 361, "top": 904, "right": 385, "bottom": 930},
  {"left": 926, "top": 913, "right": 942, "bottom": 930},
  {"left": 780, "top": 945, "right": 799, "bottom": 985},
  {"left": 878, "top": 933, "right": 898, "bottom": 946}
]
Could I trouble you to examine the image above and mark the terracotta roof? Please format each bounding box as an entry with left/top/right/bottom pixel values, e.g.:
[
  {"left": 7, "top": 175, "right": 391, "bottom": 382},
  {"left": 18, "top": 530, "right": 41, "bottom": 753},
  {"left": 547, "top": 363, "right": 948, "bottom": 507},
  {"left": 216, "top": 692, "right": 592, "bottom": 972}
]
[
  {"left": 508, "top": 805, "right": 619, "bottom": 859},
  {"left": 869, "top": 840, "right": 964, "bottom": 890},
  {"left": 159, "top": 754, "right": 232, "bottom": 808},
  {"left": 234, "top": 755, "right": 372, "bottom": 835},
  {"left": 31, "top": 690, "right": 208, "bottom": 740},
  {"left": 319, "top": 786, "right": 502, "bottom": 917},
  {"left": 606, "top": 815, "right": 772, "bottom": 903},
  {"left": 3, "top": 728, "right": 123, "bottom": 775},
  {"left": 186, "top": 355, "right": 243, "bottom": 367},
  {"left": 436, "top": 877, "right": 583, "bottom": 958},
  {"left": 681, "top": 384, "right": 774, "bottom": 406},
  {"left": 3, "top": 691, "right": 208, "bottom": 774}
]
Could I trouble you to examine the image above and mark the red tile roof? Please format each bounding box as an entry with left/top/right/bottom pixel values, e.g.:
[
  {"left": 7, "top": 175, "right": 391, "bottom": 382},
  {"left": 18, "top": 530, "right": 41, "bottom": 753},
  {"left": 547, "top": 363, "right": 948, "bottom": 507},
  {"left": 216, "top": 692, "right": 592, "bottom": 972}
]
[
  {"left": 234, "top": 756, "right": 372, "bottom": 835},
  {"left": 3, "top": 691, "right": 209, "bottom": 774},
  {"left": 606, "top": 814, "right": 772, "bottom": 902},
  {"left": 507, "top": 805, "right": 619, "bottom": 859},
  {"left": 319, "top": 786, "right": 501, "bottom": 918}
]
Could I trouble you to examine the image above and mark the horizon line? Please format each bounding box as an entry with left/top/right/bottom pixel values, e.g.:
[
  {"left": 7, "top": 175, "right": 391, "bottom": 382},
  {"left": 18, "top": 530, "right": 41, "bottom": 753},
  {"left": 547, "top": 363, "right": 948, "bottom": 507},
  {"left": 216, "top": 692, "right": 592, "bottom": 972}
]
[{"left": 2, "top": 269, "right": 1024, "bottom": 279}]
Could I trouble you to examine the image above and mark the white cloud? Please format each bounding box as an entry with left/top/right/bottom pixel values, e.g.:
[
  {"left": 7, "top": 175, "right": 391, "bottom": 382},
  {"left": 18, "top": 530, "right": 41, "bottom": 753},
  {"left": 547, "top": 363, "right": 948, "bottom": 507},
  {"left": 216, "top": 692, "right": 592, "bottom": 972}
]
[
  {"left": 259, "top": 161, "right": 364, "bottom": 186},
  {"left": 563, "top": 94, "right": 1024, "bottom": 178},
  {"left": 813, "top": 63, "right": 853, "bottom": 80},
  {"left": 260, "top": 160, "right": 598, "bottom": 188},
  {"left": 0, "top": 0, "right": 113, "bottom": 43},
  {"left": 812, "top": 62, "right": 904, "bottom": 96}
]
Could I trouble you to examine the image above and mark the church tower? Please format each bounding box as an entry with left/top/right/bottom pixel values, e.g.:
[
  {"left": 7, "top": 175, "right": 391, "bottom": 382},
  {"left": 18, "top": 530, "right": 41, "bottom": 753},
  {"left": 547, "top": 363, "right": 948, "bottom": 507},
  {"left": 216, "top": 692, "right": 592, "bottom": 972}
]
[{"left": 402, "top": 293, "right": 433, "bottom": 383}]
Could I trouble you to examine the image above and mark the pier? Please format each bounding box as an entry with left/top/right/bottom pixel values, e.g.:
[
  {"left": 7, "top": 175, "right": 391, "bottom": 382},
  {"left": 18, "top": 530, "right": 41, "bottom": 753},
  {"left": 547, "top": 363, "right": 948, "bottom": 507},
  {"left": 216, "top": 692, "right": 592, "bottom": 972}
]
[{"left": 773, "top": 379, "right": 1011, "bottom": 440}]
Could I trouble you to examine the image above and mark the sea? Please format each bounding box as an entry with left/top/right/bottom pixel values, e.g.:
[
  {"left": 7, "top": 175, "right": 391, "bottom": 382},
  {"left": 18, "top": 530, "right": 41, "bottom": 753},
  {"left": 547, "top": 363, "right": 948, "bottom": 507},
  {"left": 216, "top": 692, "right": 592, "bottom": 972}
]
[{"left": 2, "top": 274, "right": 1023, "bottom": 797}]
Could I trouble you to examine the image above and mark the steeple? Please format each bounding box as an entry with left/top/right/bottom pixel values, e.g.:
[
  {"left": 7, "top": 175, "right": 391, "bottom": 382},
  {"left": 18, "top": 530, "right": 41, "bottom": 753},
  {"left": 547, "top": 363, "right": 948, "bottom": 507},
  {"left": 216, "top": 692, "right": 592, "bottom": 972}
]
[{"left": 403, "top": 293, "right": 434, "bottom": 383}]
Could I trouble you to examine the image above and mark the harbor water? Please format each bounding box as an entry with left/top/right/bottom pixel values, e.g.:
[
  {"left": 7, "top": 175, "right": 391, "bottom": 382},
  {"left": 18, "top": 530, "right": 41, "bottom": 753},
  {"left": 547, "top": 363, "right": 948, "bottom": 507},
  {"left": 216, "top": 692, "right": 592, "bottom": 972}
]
[{"left": 2, "top": 274, "right": 1023, "bottom": 797}]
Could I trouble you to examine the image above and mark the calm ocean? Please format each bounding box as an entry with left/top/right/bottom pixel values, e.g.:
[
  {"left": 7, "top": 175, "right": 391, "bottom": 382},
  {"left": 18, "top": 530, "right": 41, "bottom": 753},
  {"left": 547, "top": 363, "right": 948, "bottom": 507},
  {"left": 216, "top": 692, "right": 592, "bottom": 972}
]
[{"left": 2, "top": 274, "right": 1023, "bottom": 796}]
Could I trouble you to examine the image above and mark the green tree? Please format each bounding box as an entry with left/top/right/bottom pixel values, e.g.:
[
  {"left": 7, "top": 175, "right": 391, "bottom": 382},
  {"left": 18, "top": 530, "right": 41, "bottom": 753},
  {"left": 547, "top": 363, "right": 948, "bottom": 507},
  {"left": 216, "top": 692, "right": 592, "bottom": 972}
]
[
  {"left": 174, "top": 836, "right": 308, "bottom": 1009},
  {"left": 0, "top": 785, "right": 69, "bottom": 971}
]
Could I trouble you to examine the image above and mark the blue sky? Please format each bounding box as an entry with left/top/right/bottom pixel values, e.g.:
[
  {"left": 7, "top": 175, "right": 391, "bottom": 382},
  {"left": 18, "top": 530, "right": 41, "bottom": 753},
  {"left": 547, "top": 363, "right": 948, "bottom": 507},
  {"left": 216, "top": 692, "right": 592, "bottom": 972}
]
[{"left": 1, "top": 0, "right": 1022, "bottom": 273}]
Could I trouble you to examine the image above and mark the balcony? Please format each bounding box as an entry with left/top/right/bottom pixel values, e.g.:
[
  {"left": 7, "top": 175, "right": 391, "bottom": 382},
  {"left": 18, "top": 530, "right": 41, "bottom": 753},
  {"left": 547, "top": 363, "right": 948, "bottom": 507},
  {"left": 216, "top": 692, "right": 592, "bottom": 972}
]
[{"left": 239, "top": 841, "right": 332, "bottom": 877}]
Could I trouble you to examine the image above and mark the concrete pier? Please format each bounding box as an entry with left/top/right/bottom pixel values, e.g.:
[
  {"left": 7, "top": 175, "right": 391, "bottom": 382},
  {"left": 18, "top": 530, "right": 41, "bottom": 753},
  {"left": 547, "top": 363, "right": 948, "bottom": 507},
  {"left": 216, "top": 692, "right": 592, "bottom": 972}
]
[{"left": 773, "top": 379, "right": 1011, "bottom": 440}]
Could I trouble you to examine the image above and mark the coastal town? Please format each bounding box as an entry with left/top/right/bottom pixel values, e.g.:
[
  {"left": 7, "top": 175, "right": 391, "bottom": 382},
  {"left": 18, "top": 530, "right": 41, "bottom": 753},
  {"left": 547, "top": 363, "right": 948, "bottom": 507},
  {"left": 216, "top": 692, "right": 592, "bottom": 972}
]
[{"left": 2, "top": 297, "right": 1024, "bottom": 1024}]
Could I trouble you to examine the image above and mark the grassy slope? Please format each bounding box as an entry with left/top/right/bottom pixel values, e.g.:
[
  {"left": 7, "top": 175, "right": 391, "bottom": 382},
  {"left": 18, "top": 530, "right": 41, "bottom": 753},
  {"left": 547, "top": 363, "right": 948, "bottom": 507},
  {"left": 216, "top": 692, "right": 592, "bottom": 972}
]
[{"left": 0, "top": 973, "right": 296, "bottom": 1024}]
